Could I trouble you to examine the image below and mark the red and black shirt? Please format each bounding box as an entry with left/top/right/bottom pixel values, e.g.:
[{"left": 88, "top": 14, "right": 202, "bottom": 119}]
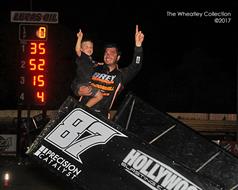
[{"left": 71, "top": 46, "right": 143, "bottom": 116}]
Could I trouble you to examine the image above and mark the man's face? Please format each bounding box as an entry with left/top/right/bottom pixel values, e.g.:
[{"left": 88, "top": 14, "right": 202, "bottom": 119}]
[{"left": 104, "top": 47, "right": 119, "bottom": 65}]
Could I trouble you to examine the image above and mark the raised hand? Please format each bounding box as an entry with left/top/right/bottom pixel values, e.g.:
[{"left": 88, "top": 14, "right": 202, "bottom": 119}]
[
  {"left": 77, "top": 29, "right": 83, "bottom": 40},
  {"left": 135, "top": 25, "right": 144, "bottom": 47},
  {"left": 75, "top": 29, "right": 84, "bottom": 56}
]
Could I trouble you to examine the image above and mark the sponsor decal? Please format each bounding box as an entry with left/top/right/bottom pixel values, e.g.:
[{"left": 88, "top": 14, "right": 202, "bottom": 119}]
[
  {"left": 11, "top": 11, "right": 58, "bottom": 23},
  {"left": 45, "top": 108, "right": 127, "bottom": 163},
  {"left": 0, "top": 134, "right": 17, "bottom": 155},
  {"left": 34, "top": 145, "right": 81, "bottom": 180},
  {"left": 121, "top": 149, "right": 202, "bottom": 190},
  {"left": 92, "top": 72, "right": 116, "bottom": 83},
  {"left": 33, "top": 108, "right": 127, "bottom": 180},
  {"left": 0, "top": 136, "right": 10, "bottom": 153}
]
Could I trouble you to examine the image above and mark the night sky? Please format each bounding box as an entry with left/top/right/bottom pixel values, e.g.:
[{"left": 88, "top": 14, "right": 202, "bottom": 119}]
[{"left": 0, "top": 0, "right": 237, "bottom": 113}]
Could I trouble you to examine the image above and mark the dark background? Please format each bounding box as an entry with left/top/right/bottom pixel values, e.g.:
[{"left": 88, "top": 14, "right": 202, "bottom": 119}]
[{"left": 0, "top": 0, "right": 237, "bottom": 113}]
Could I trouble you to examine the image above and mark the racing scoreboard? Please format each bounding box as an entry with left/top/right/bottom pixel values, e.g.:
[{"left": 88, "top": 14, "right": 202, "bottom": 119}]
[{"left": 11, "top": 11, "right": 58, "bottom": 106}]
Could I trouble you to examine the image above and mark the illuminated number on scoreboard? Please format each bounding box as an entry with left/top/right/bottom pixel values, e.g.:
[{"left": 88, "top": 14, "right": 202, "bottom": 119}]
[
  {"left": 29, "top": 42, "right": 46, "bottom": 104},
  {"left": 19, "top": 24, "right": 48, "bottom": 41},
  {"left": 37, "top": 27, "right": 47, "bottom": 39},
  {"left": 18, "top": 24, "right": 49, "bottom": 106},
  {"left": 28, "top": 30, "right": 47, "bottom": 105}
]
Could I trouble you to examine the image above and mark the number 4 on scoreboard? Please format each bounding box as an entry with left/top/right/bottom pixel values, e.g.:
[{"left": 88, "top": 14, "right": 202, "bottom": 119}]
[{"left": 37, "top": 91, "right": 45, "bottom": 103}]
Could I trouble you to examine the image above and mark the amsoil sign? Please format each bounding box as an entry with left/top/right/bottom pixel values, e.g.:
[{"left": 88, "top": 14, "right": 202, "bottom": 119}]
[{"left": 11, "top": 11, "right": 58, "bottom": 23}]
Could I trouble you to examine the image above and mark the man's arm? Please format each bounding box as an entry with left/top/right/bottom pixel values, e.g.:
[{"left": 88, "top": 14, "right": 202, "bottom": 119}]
[{"left": 121, "top": 25, "right": 144, "bottom": 85}]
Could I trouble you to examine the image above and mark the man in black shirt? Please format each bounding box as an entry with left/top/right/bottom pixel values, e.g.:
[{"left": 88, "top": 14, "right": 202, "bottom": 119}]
[{"left": 71, "top": 25, "right": 144, "bottom": 118}]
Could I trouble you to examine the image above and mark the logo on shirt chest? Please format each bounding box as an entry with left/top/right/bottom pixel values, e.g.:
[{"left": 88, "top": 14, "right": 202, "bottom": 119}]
[{"left": 92, "top": 72, "right": 116, "bottom": 83}]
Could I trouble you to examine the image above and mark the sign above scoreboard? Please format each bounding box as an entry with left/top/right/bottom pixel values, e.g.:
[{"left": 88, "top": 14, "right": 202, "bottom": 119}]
[{"left": 11, "top": 11, "right": 58, "bottom": 24}]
